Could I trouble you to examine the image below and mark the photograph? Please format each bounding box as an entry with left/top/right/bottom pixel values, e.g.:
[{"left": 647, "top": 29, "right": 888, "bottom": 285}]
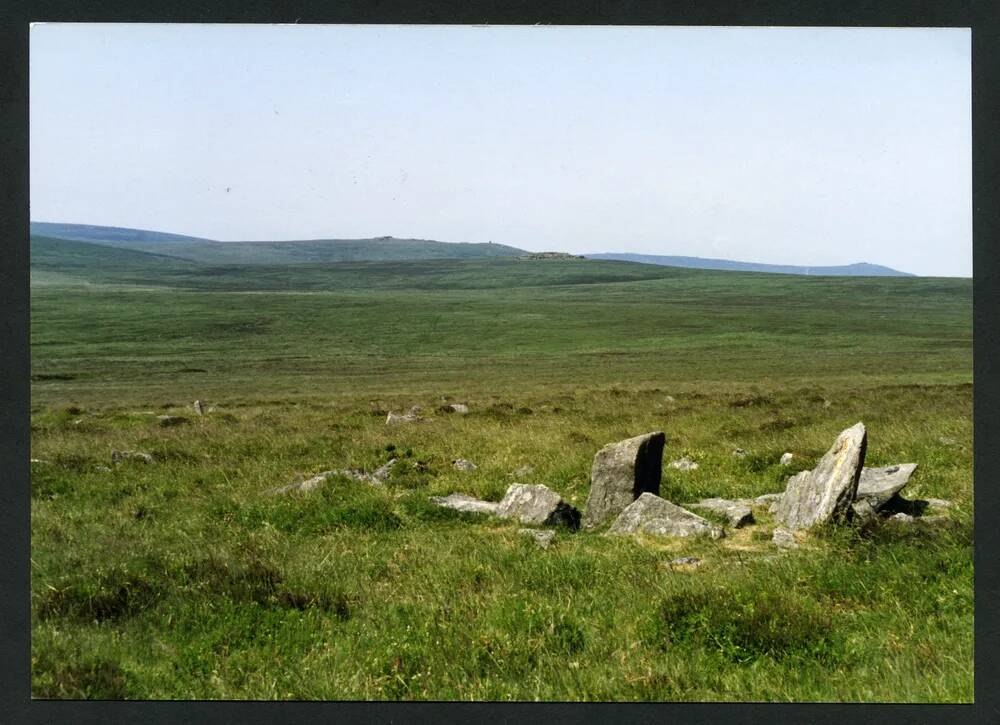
[{"left": 28, "top": 23, "right": 972, "bottom": 701}]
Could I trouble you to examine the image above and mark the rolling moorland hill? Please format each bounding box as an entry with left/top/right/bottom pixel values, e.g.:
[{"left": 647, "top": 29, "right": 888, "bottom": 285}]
[
  {"left": 586, "top": 252, "right": 914, "bottom": 277},
  {"left": 30, "top": 222, "right": 526, "bottom": 265}
]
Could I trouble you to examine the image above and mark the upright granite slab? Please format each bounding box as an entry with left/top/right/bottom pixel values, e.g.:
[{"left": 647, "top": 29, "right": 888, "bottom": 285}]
[
  {"left": 854, "top": 463, "right": 917, "bottom": 511},
  {"left": 583, "top": 431, "right": 665, "bottom": 528},
  {"left": 774, "top": 422, "right": 867, "bottom": 530},
  {"left": 608, "top": 493, "right": 724, "bottom": 539}
]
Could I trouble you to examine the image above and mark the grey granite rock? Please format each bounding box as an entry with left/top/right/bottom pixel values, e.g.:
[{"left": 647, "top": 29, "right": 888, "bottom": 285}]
[
  {"left": 780, "top": 452, "right": 794, "bottom": 465},
  {"left": 452, "top": 458, "right": 478, "bottom": 471},
  {"left": 772, "top": 527, "right": 799, "bottom": 549},
  {"left": 773, "top": 422, "right": 867, "bottom": 530},
  {"left": 686, "top": 498, "right": 755, "bottom": 528},
  {"left": 429, "top": 493, "right": 500, "bottom": 515},
  {"left": 582, "top": 431, "right": 665, "bottom": 528},
  {"left": 496, "top": 484, "right": 581, "bottom": 529},
  {"left": 607, "top": 493, "right": 724, "bottom": 539},
  {"left": 855, "top": 463, "right": 917, "bottom": 510},
  {"left": 193, "top": 400, "right": 204, "bottom": 416}
]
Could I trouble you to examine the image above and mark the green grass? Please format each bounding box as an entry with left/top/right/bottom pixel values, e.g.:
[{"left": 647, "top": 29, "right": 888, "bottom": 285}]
[{"left": 30, "top": 254, "right": 973, "bottom": 701}]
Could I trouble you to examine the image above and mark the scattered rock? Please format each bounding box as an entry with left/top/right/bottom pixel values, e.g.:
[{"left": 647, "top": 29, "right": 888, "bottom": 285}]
[
  {"left": 855, "top": 463, "right": 917, "bottom": 511},
  {"left": 732, "top": 448, "right": 749, "bottom": 458},
  {"left": 193, "top": 400, "right": 204, "bottom": 416},
  {"left": 386, "top": 411, "right": 421, "bottom": 424},
  {"left": 157, "top": 415, "right": 189, "bottom": 427},
  {"left": 496, "top": 484, "right": 581, "bottom": 529},
  {"left": 687, "top": 498, "right": 755, "bottom": 528},
  {"left": 772, "top": 527, "right": 799, "bottom": 549},
  {"left": 518, "top": 528, "right": 555, "bottom": 548},
  {"left": 773, "top": 422, "right": 867, "bottom": 531},
  {"left": 452, "top": 458, "right": 477, "bottom": 471},
  {"left": 753, "top": 492, "right": 783, "bottom": 506},
  {"left": 111, "top": 450, "right": 154, "bottom": 465},
  {"left": 889, "top": 512, "right": 915, "bottom": 524},
  {"left": 668, "top": 457, "right": 699, "bottom": 471},
  {"left": 668, "top": 556, "right": 702, "bottom": 567},
  {"left": 582, "top": 431, "right": 665, "bottom": 528},
  {"left": 447, "top": 403, "right": 469, "bottom": 414},
  {"left": 607, "top": 493, "right": 725, "bottom": 539},
  {"left": 429, "top": 493, "right": 500, "bottom": 515},
  {"left": 272, "top": 471, "right": 335, "bottom": 495},
  {"left": 850, "top": 498, "right": 879, "bottom": 526},
  {"left": 370, "top": 458, "right": 398, "bottom": 482},
  {"left": 664, "top": 395, "right": 676, "bottom": 403},
  {"left": 779, "top": 452, "right": 794, "bottom": 465}
]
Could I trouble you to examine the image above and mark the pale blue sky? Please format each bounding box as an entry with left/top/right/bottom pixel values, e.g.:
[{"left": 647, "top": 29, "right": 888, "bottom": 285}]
[{"left": 30, "top": 24, "right": 971, "bottom": 276}]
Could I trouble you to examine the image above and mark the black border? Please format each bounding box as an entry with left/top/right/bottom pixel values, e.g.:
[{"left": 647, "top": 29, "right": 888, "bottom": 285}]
[{"left": 2, "top": 2, "right": 997, "bottom": 724}]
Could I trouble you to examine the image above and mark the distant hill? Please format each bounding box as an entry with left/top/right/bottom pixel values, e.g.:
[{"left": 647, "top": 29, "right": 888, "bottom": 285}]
[
  {"left": 585, "top": 253, "right": 914, "bottom": 277},
  {"left": 30, "top": 222, "right": 526, "bottom": 264}
]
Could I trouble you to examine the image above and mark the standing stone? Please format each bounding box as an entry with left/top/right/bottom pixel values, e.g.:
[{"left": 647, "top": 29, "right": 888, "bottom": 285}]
[
  {"left": 779, "top": 452, "right": 794, "bottom": 465},
  {"left": 607, "top": 493, "right": 724, "bottom": 539},
  {"left": 496, "top": 483, "right": 581, "bottom": 529},
  {"left": 193, "top": 400, "right": 204, "bottom": 416},
  {"left": 773, "top": 422, "right": 867, "bottom": 530},
  {"left": 583, "top": 431, "right": 665, "bottom": 528},
  {"left": 854, "top": 464, "right": 917, "bottom": 511}
]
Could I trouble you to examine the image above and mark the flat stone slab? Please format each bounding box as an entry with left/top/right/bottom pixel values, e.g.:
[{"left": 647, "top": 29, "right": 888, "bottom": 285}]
[
  {"left": 518, "top": 528, "right": 555, "bottom": 548},
  {"left": 608, "top": 493, "right": 724, "bottom": 539},
  {"left": 496, "top": 484, "right": 581, "bottom": 529},
  {"left": 668, "top": 457, "right": 699, "bottom": 471},
  {"left": 429, "top": 493, "right": 500, "bottom": 515},
  {"left": 686, "top": 498, "right": 755, "bottom": 528},
  {"left": 773, "top": 422, "right": 867, "bottom": 530},
  {"left": 583, "top": 431, "right": 665, "bottom": 528},
  {"left": 855, "top": 463, "right": 917, "bottom": 510}
]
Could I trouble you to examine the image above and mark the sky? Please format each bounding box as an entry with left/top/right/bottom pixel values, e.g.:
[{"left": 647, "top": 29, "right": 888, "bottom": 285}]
[{"left": 30, "top": 24, "right": 971, "bottom": 276}]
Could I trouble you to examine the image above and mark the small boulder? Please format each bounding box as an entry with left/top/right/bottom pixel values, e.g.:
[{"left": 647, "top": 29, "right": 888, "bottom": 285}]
[
  {"left": 772, "top": 527, "right": 799, "bottom": 549},
  {"left": 452, "top": 458, "right": 477, "bottom": 471},
  {"left": 773, "top": 422, "right": 867, "bottom": 530},
  {"left": 448, "top": 403, "right": 470, "bottom": 414},
  {"left": 429, "top": 493, "right": 500, "bottom": 515},
  {"left": 157, "top": 415, "right": 189, "bottom": 428},
  {"left": 854, "top": 463, "right": 917, "bottom": 511},
  {"left": 496, "top": 484, "right": 581, "bottom": 529},
  {"left": 371, "top": 458, "right": 398, "bottom": 482},
  {"left": 850, "top": 498, "right": 879, "bottom": 526},
  {"left": 111, "top": 450, "right": 154, "bottom": 465},
  {"left": 193, "top": 400, "right": 204, "bottom": 416},
  {"left": 386, "top": 411, "right": 420, "bottom": 425},
  {"left": 668, "top": 457, "right": 699, "bottom": 471},
  {"left": 732, "top": 448, "right": 749, "bottom": 458},
  {"left": 686, "top": 498, "right": 755, "bottom": 528},
  {"left": 779, "top": 452, "right": 794, "bottom": 465},
  {"left": 583, "top": 431, "right": 665, "bottom": 528},
  {"left": 607, "top": 493, "right": 724, "bottom": 539},
  {"left": 518, "top": 528, "right": 555, "bottom": 549}
]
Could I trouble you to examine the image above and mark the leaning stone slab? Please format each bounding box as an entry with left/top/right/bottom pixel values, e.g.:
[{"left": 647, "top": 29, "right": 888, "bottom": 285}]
[
  {"left": 855, "top": 463, "right": 917, "bottom": 511},
  {"left": 518, "top": 528, "right": 555, "bottom": 549},
  {"left": 496, "top": 484, "right": 581, "bottom": 529},
  {"left": 686, "top": 498, "right": 755, "bottom": 528},
  {"left": 773, "top": 422, "right": 867, "bottom": 530},
  {"left": 583, "top": 431, "right": 665, "bottom": 528},
  {"left": 430, "top": 493, "right": 500, "bottom": 515},
  {"left": 608, "top": 493, "right": 724, "bottom": 539}
]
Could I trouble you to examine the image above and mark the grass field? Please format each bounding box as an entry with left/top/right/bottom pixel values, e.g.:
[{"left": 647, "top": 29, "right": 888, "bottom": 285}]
[{"left": 29, "top": 248, "right": 973, "bottom": 701}]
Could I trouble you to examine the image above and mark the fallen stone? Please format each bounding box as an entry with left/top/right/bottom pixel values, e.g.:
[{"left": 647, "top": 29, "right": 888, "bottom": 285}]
[
  {"left": 429, "top": 493, "right": 499, "bottom": 515},
  {"left": 111, "top": 450, "right": 154, "bottom": 465},
  {"left": 668, "top": 556, "right": 702, "bottom": 567},
  {"left": 607, "top": 493, "right": 724, "bottom": 539},
  {"left": 271, "top": 471, "right": 335, "bottom": 495},
  {"left": 855, "top": 463, "right": 917, "bottom": 510},
  {"left": 772, "top": 527, "right": 799, "bottom": 549},
  {"left": 370, "top": 458, "right": 398, "bottom": 482},
  {"left": 773, "top": 422, "right": 867, "bottom": 530},
  {"left": 386, "top": 411, "right": 420, "bottom": 424},
  {"left": 686, "top": 498, "right": 755, "bottom": 528},
  {"left": 583, "top": 431, "right": 665, "bottom": 528},
  {"left": 497, "top": 483, "right": 581, "bottom": 529},
  {"left": 448, "top": 403, "right": 470, "bottom": 414},
  {"left": 923, "top": 497, "right": 954, "bottom": 509},
  {"left": 889, "top": 512, "right": 916, "bottom": 524},
  {"left": 193, "top": 400, "right": 204, "bottom": 416},
  {"left": 157, "top": 415, "right": 189, "bottom": 427},
  {"left": 518, "top": 528, "right": 555, "bottom": 548},
  {"left": 452, "top": 458, "right": 477, "bottom": 471},
  {"left": 850, "top": 498, "right": 879, "bottom": 526},
  {"left": 780, "top": 452, "right": 794, "bottom": 465},
  {"left": 668, "top": 457, "right": 699, "bottom": 471},
  {"left": 732, "top": 448, "right": 749, "bottom": 458}
]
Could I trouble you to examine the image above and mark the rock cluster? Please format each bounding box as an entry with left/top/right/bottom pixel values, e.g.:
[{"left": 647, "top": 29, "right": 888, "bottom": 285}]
[
  {"left": 431, "top": 483, "right": 580, "bottom": 529},
  {"left": 582, "top": 431, "right": 665, "bottom": 528},
  {"left": 272, "top": 458, "right": 398, "bottom": 494},
  {"left": 608, "top": 493, "right": 724, "bottom": 539}
]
